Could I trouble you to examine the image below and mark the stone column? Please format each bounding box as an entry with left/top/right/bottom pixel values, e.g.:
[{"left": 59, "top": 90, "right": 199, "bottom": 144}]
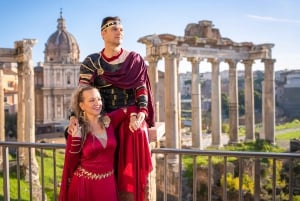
[
  {"left": 208, "top": 58, "right": 222, "bottom": 147},
  {"left": 243, "top": 59, "right": 255, "bottom": 141},
  {"left": 147, "top": 55, "right": 161, "bottom": 122},
  {"left": 16, "top": 46, "right": 26, "bottom": 163},
  {"left": 262, "top": 59, "right": 276, "bottom": 144},
  {"left": 146, "top": 55, "right": 161, "bottom": 201},
  {"left": 227, "top": 59, "right": 239, "bottom": 144},
  {"left": 163, "top": 53, "right": 179, "bottom": 149},
  {"left": 15, "top": 39, "right": 44, "bottom": 201},
  {"left": 260, "top": 81, "right": 265, "bottom": 139},
  {"left": 0, "top": 67, "right": 4, "bottom": 165},
  {"left": 176, "top": 58, "right": 182, "bottom": 148},
  {"left": 162, "top": 52, "right": 180, "bottom": 201},
  {"left": 188, "top": 57, "right": 203, "bottom": 149}
]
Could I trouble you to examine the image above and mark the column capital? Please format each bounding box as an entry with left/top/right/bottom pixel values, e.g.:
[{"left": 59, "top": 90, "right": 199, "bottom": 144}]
[
  {"left": 242, "top": 59, "right": 255, "bottom": 66},
  {"left": 187, "top": 57, "right": 203, "bottom": 64},
  {"left": 163, "top": 52, "right": 179, "bottom": 60},
  {"left": 15, "top": 39, "right": 37, "bottom": 62},
  {"left": 225, "top": 59, "right": 239, "bottom": 68},
  {"left": 160, "top": 43, "right": 178, "bottom": 56},
  {"left": 207, "top": 58, "right": 221, "bottom": 65},
  {"left": 261, "top": 58, "right": 276, "bottom": 65},
  {"left": 146, "top": 55, "right": 161, "bottom": 64}
]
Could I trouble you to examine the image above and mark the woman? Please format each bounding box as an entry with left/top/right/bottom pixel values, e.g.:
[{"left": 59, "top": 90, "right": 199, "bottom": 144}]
[{"left": 59, "top": 86, "right": 139, "bottom": 201}]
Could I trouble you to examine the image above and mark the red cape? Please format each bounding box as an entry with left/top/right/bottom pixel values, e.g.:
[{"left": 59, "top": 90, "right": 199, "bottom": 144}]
[{"left": 101, "top": 52, "right": 155, "bottom": 127}]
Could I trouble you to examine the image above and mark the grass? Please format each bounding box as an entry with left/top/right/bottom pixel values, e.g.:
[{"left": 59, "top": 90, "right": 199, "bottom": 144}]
[
  {"left": 36, "top": 149, "right": 65, "bottom": 200},
  {"left": 276, "top": 130, "right": 300, "bottom": 140},
  {"left": 275, "top": 119, "right": 300, "bottom": 140},
  {"left": 276, "top": 119, "right": 300, "bottom": 130},
  {"left": 0, "top": 172, "right": 31, "bottom": 201},
  {"left": 0, "top": 148, "right": 65, "bottom": 201}
]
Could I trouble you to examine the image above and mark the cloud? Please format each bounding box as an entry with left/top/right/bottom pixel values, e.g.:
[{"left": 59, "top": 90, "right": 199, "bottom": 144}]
[{"left": 247, "top": 14, "right": 300, "bottom": 24}]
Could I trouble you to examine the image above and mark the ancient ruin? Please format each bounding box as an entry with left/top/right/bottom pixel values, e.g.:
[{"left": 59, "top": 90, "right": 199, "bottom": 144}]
[
  {"left": 0, "top": 39, "right": 44, "bottom": 200},
  {"left": 138, "top": 20, "right": 276, "bottom": 149}
]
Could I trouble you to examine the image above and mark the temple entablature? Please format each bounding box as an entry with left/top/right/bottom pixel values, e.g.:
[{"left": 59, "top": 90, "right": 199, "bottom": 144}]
[
  {"left": 0, "top": 48, "right": 16, "bottom": 63},
  {"left": 138, "top": 20, "right": 274, "bottom": 62}
]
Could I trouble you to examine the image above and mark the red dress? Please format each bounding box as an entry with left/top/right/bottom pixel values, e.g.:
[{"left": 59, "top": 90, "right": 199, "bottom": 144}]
[
  {"left": 59, "top": 107, "right": 138, "bottom": 201},
  {"left": 78, "top": 51, "right": 155, "bottom": 201}
]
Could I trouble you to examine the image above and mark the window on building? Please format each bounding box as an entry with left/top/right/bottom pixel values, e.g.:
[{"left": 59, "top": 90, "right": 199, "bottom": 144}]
[
  {"left": 56, "top": 72, "right": 61, "bottom": 82},
  {"left": 7, "top": 81, "right": 14, "bottom": 88},
  {"left": 67, "top": 74, "right": 71, "bottom": 84}
]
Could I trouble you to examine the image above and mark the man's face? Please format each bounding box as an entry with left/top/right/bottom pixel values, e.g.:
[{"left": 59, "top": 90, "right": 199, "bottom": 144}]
[{"left": 101, "top": 21, "right": 124, "bottom": 46}]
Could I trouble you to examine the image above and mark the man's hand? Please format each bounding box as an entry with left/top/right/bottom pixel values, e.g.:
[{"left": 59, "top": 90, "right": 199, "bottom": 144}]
[
  {"left": 68, "top": 116, "right": 80, "bottom": 136},
  {"left": 129, "top": 112, "right": 145, "bottom": 132},
  {"left": 136, "top": 112, "right": 145, "bottom": 127}
]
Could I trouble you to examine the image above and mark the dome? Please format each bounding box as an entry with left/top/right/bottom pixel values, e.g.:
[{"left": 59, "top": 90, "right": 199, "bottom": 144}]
[{"left": 44, "top": 12, "right": 80, "bottom": 64}]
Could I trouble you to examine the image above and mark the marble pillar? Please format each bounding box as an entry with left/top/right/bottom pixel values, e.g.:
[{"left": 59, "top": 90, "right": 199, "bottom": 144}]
[
  {"left": 147, "top": 56, "right": 161, "bottom": 122},
  {"left": 16, "top": 46, "right": 26, "bottom": 164},
  {"left": 0, "top": 68, "right": 4, "bottom": 164},
  {"left": 208, "top": 58, "right": 222, "bottom": 147},
  {"left": 146, "top": 55, "right": 161, "bottom": 201},
  {"left": 176, "top": 59, "right": 182, "bottom": 148},
  {"left": 227, "top": 60, "right": 239, "bottom": 143},
  {"left": 243, "top": 60, "right": 255, "bottom": 141},
  {"left": 16, "top": 39, "right": 43, "bottom": 200},
  {"left": 262, "top": 59, "right": 276, "bottom": 144},
  {"left": 260, "top": 81, "right": 265, "bottom": 139},
  {"left": 188, "top": 57, "right": 203, "bottom": 149},
  {"left": 163, "top": 53, "right": 179, "bottom": 149}
]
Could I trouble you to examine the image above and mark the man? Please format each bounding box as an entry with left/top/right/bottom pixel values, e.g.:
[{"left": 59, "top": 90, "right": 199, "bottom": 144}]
[{"left": 69, "top": 16, "right": 154, "bottom": 201}]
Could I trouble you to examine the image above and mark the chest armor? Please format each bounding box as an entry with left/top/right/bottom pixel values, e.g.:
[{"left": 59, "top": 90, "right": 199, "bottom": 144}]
[{"left": 93, "top": 59, "right": 135, "bottom": 112}]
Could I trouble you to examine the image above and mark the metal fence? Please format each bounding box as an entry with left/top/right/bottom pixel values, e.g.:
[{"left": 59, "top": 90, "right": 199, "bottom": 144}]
[
  {"left": 152, "top": 148, "right": 300, "bottom": 201},
  {"left": 1, "top": 141, "right": 300, "bottom": 201},
  {"left": 0, "top": 141, "right": 65, "bottom": 201}
]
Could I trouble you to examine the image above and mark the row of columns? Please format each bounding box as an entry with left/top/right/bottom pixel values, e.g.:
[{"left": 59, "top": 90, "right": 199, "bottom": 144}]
[{"left": 147, "top": 54, "right": 276, "bottom": 149}]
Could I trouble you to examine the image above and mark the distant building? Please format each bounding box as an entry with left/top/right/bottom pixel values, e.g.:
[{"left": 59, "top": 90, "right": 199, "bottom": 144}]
[
  {"left": 277, "top": 70, "right": 300, "bottom": 119},
  {"left": 34, "top": 12, "right": 80, "bottom": 134},
  {"left": 2, "top": 63, "right": 18, "bottom": 114}
]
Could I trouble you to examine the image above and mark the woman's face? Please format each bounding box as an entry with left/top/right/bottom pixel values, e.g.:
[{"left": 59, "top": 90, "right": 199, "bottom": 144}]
[{"left": 79, "top": 88, "right": 102, "bottom": 117}]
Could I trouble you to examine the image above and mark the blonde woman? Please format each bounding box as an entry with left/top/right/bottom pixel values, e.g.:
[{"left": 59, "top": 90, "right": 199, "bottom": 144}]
[{"left": 59, "top": 86, "right": 139, "bottom": 201}]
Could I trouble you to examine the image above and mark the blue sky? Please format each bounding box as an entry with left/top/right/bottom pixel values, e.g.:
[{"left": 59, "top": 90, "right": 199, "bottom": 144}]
[{"left": 0, "top": 0, "right": 299, "bottom": 72}]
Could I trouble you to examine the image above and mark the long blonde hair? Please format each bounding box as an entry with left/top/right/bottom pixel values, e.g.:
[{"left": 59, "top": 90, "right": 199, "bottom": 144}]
[{"left": 70, "top": 85, "right": 102, "bottom": 145}]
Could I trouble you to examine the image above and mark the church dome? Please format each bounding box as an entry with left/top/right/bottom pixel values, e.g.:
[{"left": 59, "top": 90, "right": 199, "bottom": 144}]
[{"left": 44, "top": 12, "right": 80, "bottom": 64}]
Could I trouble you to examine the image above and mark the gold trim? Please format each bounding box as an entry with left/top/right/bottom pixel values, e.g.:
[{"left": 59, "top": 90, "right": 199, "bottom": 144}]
[
  {"left": 102, "top": 115, "right": 111, "bottom": 128},
  {"left": 97, "top": 67, "right": 104, "bottom": 75},
  {"left": 101, "top": 21, "right": 121, "bottom": 31},
  {"left": 74, "top": 166, "right": 114, "bottom": 180}
]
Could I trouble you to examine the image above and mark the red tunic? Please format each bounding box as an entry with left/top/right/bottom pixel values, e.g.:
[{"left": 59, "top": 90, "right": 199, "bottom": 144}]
[{"left": 59, "top": 107, "right": 139, "bottom": 201}]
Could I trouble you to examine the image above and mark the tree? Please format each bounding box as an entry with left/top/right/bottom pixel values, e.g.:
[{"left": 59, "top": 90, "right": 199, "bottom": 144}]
[{"left": 221, "top": 93, "right": 229, "bottom": 118}]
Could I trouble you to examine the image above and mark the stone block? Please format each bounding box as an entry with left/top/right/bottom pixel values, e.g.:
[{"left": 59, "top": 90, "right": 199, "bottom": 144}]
[{"left": 148, "top": 122, "right": 165, "bottom": 143}]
